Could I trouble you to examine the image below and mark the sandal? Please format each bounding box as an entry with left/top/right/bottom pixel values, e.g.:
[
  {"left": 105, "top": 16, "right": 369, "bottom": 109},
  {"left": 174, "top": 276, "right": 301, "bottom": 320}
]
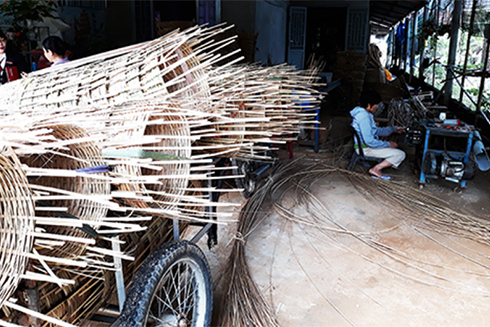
[{"left": 371, "top": 174, "right": 392, "bottom": 180}]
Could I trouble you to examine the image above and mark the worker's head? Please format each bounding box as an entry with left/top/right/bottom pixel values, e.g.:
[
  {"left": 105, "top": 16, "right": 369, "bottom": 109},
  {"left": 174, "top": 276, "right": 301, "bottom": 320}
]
[
  {"left": 42, "top": 36, "right": 67, "bottom": 62},
  {"left": 360, "top": 91, "right": 381, "bottom": 114},
  {"left": 0, "top": 30, "right": 7, "bottom": 55}
]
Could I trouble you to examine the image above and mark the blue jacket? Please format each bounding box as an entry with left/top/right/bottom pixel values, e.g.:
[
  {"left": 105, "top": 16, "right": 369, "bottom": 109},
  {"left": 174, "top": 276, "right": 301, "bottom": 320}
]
[{"left": 350, "top": 106, "right": 397, "bottom": 149}]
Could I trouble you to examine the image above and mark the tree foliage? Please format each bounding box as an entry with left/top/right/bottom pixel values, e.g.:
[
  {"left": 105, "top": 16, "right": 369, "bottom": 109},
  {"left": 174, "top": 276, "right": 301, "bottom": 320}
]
[{"left": 0, "top": 0, "right": 56, "bottom": 28}]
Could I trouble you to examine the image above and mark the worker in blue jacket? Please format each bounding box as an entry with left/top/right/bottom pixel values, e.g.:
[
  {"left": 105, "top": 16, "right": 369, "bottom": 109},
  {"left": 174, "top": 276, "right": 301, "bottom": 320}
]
[{"left": 350, "top": 91, "right": 405, "bottom": 180}]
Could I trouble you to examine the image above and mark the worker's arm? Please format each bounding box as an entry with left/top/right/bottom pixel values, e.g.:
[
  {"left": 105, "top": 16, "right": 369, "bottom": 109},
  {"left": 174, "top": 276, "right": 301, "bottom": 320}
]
[{"left": 375, "top": 125, "right": 398, "bottom": 137}]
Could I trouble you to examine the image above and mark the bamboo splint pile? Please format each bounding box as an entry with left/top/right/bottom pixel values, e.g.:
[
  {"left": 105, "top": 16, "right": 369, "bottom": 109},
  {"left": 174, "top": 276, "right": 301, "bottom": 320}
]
[
  {"left": 218, "top": 162, "right": 490, "bottom": 327},
  {"left": 197, "top": 63, "right": 323, "bottom": 160},
  {"left": 387, "top": 96, "right": 429, "bottom": 127},
  {"left": 0, "top": 23, "right": 323, "bottom": 326}
]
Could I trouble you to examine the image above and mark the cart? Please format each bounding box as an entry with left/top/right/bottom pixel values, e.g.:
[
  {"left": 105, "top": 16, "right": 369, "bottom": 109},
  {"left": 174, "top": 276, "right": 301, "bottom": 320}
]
[
  {"left": 109, "top": 158, "right": 231, "bottom": 327},
  {"left": 112, "top": 228, "right": 214, "bottom": 327}
]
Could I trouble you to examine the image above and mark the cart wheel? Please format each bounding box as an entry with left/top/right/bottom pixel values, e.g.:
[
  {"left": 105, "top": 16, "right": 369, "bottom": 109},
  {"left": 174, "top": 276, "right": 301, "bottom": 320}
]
[
  {"left": 232, "top": 159, "right": 256, "bottom": 198},
  {"left": 114, "top": 241, "right": 212, "bottom": 327}
]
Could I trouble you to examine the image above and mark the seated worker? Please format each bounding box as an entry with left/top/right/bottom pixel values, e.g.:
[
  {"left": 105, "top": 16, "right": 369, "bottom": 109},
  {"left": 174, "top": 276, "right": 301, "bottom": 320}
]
[
  {"left": 0, "top": 30, "right": 29, "bottom": 84},
  {"left": 42, "top": 36, "right": 70, "bottom": 66},
  {"left": 350, "top": 91, "right": 406, "bottom": 180}
]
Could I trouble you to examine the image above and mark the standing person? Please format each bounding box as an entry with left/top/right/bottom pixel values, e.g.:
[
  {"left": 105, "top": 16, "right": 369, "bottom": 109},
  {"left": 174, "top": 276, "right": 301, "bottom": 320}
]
[
  {"left": 367, "top": 43, "right": 393, "bottom": 82},
  {"left": 350, "top": 91, "right": 406, "bottom": 180},
  {"left": 0, "top": 30, "right": 30, "bottom": 84},
  {"left": 42, "top": 36, "right": 70, "bottom": 66}
]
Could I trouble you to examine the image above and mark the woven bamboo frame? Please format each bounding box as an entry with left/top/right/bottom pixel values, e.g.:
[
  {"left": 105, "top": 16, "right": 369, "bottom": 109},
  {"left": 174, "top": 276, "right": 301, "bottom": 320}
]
[
  {"left": 0, "top": 151, "right": 35, "bottom": 308},
  {"left": 142, "top": 110, "right": 191, "bottom": 208},
  {"left": 36, "top": 268, "right": 111, "bottom": 327},
  {"left": 20, "top": 124, "right": 110, "bottom": 258},
  {"left": 106, "top": 101, "right": 192, "bottom": 211},
  {"left": 196, "top": 63, "right": 322, "bottom": 159},
  {"left": 0, "top": 30, "right": 213, "bottom": 116}
]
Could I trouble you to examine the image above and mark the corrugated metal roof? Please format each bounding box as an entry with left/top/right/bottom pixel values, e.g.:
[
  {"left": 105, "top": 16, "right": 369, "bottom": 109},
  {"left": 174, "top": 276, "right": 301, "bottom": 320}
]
[{"left": 370, "top": 0, "right": 427, "bottom": 34}]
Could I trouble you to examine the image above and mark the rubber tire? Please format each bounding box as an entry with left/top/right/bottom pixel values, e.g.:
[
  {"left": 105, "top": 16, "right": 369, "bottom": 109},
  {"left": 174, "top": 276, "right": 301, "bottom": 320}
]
[
  {"left": 113, "top": 241, "right": 213, "bottom": 327},
  {"left": 232, "top": 159, "right": 256, "bottom": 198}
]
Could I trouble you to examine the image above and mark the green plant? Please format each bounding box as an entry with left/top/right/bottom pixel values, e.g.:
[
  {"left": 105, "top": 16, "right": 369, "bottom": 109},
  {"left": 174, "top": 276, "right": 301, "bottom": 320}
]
[
  {"left": 461, "top": 1, "right": 489, "bottom": 37},
  {"left": 0, "top": 0, "right": 56, "bottom": 26},
  {"left": 0, "top": 0, "right": 57, "bottom": 49},
  {"left": 467, "top": 88, "right": 490, "bottom": 111},
  {"left": 417, "top": 15, "right": 451, "bottom": 58}
]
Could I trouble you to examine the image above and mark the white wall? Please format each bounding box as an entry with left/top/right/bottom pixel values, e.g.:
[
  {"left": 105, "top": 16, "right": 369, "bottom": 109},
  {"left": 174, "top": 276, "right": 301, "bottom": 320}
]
[{"left": 255, "top": 0, "right": 288, "bottom": 65}]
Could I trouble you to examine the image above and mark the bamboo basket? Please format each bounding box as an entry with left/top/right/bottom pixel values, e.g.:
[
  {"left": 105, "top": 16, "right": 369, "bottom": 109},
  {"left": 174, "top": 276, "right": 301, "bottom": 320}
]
[
  {"left": 0, "top": 25, "right": 220, "bottom": 116},
  {"left": 102, "top": 100, "right": 195, "bottom": 212},
  {"left": 200, "top": 63, "right": 323, "bottom": 159},
  {"left": 0, "top": 151, "right": 35, "bottom": 308},
  {"left": 142, "top": 111, "right": 191, "bottom": 208},
  {"left": 20, "top": 124, "right": 110, "bottom": 258}
]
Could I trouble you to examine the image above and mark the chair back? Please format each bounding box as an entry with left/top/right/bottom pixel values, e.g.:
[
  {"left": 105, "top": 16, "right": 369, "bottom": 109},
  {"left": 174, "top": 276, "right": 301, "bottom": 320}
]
[{"left": 351, "top": 126, "right": 366, "bottom": 157}]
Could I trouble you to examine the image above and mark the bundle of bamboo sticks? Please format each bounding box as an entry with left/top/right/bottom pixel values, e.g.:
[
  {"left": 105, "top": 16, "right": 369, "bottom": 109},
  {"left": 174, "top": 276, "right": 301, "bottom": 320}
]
[{"left": 197, "top": 63, "right": 323, "bottom": 159}]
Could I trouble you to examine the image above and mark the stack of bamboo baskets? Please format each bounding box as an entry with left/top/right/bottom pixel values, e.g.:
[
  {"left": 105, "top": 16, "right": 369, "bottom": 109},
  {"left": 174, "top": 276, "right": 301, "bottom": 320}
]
[{"left": 0, "top": 23, "right": 322, "bottom": 326}]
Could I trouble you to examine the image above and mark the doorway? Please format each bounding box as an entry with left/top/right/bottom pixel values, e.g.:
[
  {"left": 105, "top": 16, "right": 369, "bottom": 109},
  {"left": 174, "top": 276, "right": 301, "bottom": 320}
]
[{"left": 305, "top": 7, "right": 347, "bottom": 73}]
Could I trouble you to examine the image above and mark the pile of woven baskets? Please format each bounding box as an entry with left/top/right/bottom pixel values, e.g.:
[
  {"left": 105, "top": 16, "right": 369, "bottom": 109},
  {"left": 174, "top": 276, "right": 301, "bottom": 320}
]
[{"left": 0, "top": 24, "right": 322, "bottom": 325}]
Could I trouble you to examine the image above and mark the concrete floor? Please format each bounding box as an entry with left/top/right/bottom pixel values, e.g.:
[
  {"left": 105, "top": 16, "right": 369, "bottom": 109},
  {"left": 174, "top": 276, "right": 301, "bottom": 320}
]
[{"left": 197, "top": 147, "right": 490, "bottom": 327}]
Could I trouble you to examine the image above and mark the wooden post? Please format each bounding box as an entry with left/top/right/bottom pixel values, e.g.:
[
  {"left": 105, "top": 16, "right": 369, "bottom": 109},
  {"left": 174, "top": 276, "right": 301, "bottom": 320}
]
[
  {"left": 419, "top": 6, "right": 428, "bottom": 79},
  {"left": 432, "top": 0, "right": 440, "bottom": 87},
  {"left": 402, "top": 19, "right": 408, "bottom": 72},
  {"left": 443, "top": 0, "right": 463, "bottom": 105},
  {"left": 409, "top": 13, "right": 417, "bottom": 83},
  {"left": 460, "top": 0, "right": 478, "bottom": 104},
  {"left": 389, "top": 28, "right": 395, "bottom": 68},
  {"left": 476, "top": 24, "right": 490, "bottom": 112}
]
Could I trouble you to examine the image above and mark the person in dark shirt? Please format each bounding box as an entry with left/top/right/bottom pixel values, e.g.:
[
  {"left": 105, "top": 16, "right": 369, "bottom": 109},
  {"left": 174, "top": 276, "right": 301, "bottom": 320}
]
[
  {"left": 42, "top": 36, "right": 70, "bottom": 66},
  {"left": 0, "top": 29, "right": 30, "bottom": 84}
]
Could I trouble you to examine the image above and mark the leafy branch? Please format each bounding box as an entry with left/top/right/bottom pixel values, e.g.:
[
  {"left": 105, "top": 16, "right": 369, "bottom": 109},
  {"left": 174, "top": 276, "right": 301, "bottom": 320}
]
[{"left": 0, "top": 0, "right": 57, "bottom": 30}]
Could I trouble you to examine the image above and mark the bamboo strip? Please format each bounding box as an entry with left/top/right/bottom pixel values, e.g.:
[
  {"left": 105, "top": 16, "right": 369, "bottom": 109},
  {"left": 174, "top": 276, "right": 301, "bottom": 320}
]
[
  {"left": 21, "top": 271, "right": 74, "bottom": 286},
  {"left": 4, "top": 301, "right": 77, "bottom": 327}
]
